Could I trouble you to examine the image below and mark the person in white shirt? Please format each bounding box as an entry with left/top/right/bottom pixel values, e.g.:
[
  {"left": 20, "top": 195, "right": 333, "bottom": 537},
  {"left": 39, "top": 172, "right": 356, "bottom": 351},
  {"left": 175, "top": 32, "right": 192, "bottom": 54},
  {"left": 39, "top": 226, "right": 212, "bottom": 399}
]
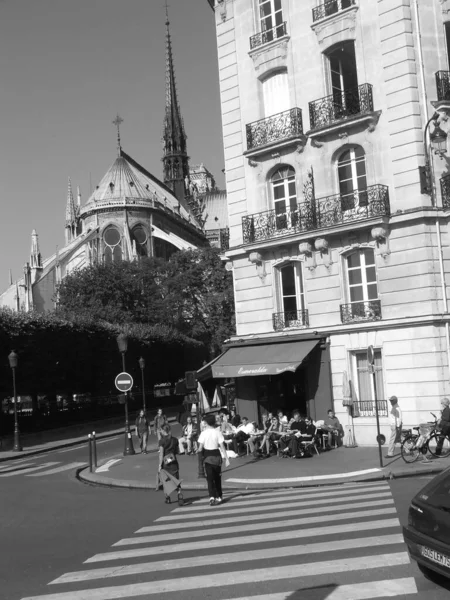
[
  {"left": 197, "top": 413, "right": 229, "bottom": 506},
  {"left": 234, "top": 417, "right": 257, "bottom": 455},
  {"left": 386, "top": 395, "right": 403, "bottom": 458}
]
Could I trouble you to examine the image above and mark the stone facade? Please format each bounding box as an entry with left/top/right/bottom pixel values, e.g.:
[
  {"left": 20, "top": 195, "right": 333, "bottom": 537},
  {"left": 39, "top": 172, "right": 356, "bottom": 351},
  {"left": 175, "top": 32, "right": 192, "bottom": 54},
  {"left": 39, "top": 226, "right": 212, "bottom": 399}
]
[{"left": 208, "top": 0, "right": 450, "bottom": 444}]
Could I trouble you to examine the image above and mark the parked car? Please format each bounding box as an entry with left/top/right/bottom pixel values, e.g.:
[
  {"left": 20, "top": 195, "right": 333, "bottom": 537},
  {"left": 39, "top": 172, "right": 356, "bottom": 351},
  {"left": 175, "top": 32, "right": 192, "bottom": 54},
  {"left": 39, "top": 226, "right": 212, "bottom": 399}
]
[{"left": 403, "top": 466, "right": 450, "bottom": 583}]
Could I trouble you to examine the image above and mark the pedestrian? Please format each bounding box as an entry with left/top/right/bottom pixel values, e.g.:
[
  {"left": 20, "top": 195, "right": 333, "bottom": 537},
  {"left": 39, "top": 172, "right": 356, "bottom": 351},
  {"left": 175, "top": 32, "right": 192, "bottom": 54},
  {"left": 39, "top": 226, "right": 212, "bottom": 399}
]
[
  {"left": 153, "top": 407, "right": 168, "bottom": 441},
  {"left": 436, "top": 397, "right": 450, "bottom": 455},
  {"left": 158, "top": 424, "right": 184, "bottom": 505},
  {"left": 135, "top": 409, "right": 150, "bottom": 454},
  {"left": 197, "top": 413, "right": 230, "bottom": 506},
  {"left": 385, "top": 395, "right": 402, "bottom": 458}
]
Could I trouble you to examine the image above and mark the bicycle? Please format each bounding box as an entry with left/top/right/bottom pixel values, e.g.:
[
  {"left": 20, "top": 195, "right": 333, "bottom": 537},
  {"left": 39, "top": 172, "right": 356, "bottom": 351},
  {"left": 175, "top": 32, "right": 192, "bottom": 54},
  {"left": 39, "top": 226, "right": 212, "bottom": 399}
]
[{"left": 400, "top": 413, "right": 450, "bottom": 463}]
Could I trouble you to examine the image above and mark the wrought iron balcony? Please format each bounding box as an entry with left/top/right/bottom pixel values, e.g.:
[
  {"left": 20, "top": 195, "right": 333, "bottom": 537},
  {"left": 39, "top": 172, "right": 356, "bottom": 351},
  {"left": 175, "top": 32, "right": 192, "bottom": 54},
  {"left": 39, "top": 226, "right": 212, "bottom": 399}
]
[
  {"left": 436, "top": 71, "right": 450, "bottom": 102},
  {"left": 273, "top": 310, "right": 309, "bottom": 331},
  {"left": 250, "top": 22, "right": 287, "bottom": 50},
  {"left": 309, "top": 84, "right": 374, "bottom": 131},
  {"left": 315, "top": 185, "right": 390, "bottom": 229},
  {"left": 340, "top": 300, "right": 382, "bottom": 324},
  {"left": 441, "top": 174, "right": 450, "bottom": 209},
  {"left": 242, "top": 184, "right": 389, "bottom": 244},
  {"left": 312, "top": 0, "right": 356, "bottom": 22},
  {"left": 351, "top": 400, "right": 388, "bottom": 418},
  {"left": 246, "top": 108, "right": 303, "bottom": 152}
]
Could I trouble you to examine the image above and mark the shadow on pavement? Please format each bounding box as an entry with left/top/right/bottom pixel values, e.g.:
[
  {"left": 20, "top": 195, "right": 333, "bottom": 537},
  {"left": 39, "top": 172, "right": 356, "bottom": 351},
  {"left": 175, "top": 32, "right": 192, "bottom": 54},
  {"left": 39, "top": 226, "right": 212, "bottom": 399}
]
[{"left": 285, "top": 583, "right": 338, "bottom": 599}]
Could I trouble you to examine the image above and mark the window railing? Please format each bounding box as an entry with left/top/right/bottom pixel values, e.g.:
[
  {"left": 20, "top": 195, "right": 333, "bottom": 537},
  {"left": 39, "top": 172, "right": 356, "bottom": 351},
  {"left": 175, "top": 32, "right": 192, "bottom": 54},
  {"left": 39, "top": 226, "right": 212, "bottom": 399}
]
[
  {"left": 309, "top": 84, "right": 373, "bottom": 131},
  {"left": 272, "top": 310, "right": 309, "bottom": 331},
  {"left": 351, "top": 399, "right": 388, "bottom": 418},
  {"left": 246, "top": 108, "right": 303, "bottom": 151},
  {"left": 340, "top": 300, "right": 382, "bottom": 324},
  {"left": 441, "top": 173, "right": 450, "bottom": 209},
  {"left": 241, "top": 184, "right": 390, "bottom": 244},
  {"left": 250, "top": 21, "right": 287, "bottom": 50},
  {"left": 312, "top": 0, "right": 356, "bottom": 22},
  {"left": 435, "top": 71, "right": 450, "bottom": 102}
]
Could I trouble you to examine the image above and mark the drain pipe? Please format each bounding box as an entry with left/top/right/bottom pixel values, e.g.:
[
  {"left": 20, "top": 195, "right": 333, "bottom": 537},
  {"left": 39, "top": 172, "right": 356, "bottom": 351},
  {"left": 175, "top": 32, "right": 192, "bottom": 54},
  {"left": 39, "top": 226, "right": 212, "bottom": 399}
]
[{"left": 414, "top": 0, "right": 450, "bottom": 381}]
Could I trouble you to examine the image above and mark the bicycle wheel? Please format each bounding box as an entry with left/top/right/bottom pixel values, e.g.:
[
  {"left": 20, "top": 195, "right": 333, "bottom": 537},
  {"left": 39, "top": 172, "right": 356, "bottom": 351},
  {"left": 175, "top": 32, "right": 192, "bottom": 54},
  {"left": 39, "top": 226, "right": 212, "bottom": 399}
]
[
  {"left": 428, "top": 433, "right": 450, "bottom": 458},
  {"left": 401, "top": 436, "right": 421, "bottom": 463}
]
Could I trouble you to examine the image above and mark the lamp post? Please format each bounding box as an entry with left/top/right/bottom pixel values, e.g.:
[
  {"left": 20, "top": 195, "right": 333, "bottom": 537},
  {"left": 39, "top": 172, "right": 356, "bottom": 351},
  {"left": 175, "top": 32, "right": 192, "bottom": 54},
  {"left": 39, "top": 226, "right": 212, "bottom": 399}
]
[
  {"left": 139, "top": 357, "right": 146, "bottom": 412},
  {"left": 8, "top": 351, "right": 22, "bottom": 452},
  {"left": 421, "top": 113, "right": 448, "bottom": 203},
  {"left": 116, "top": 333, "right": 135, "bottom": 456}
]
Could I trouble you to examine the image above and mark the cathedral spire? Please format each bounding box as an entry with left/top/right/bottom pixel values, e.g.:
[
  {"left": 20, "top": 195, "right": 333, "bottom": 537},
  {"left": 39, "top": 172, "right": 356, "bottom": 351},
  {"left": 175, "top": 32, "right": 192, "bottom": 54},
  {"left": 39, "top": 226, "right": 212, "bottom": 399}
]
[
  {"left": 162, "top": 2, "right": 190, "bottom": 204},
  {"left": 65, "top": 177, "right": 78, "bottom": 244}
]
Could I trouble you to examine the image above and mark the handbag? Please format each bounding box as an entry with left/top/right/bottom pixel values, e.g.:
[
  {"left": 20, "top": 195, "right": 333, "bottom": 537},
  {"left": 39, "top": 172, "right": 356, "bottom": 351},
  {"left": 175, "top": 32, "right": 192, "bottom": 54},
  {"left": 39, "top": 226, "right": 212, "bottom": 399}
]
[{"left": 163, "top": 452, "right": 176, "bottom": 466}]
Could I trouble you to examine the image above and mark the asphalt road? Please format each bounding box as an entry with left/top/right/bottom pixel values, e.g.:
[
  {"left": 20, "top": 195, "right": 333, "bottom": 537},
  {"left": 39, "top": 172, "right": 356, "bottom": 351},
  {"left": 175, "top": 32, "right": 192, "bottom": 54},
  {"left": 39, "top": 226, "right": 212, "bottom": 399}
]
[{"left": 1, "top": 440, "right": 450, "bottom": 600}]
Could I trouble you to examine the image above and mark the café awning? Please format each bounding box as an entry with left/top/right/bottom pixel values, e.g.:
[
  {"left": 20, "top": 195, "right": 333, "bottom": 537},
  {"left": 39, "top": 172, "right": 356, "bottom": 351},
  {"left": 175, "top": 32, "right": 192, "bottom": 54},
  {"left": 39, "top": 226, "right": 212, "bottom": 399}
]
[{"left": 198, "top": 339, "right": 319, "bottom": 380}]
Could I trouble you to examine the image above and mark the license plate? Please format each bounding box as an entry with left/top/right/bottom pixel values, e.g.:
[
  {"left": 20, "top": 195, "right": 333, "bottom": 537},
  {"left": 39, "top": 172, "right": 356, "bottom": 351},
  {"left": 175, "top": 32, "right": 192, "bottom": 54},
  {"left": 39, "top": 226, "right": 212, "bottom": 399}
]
[{"left": 421, "top": 545, "right": 450, "bottom": 569}]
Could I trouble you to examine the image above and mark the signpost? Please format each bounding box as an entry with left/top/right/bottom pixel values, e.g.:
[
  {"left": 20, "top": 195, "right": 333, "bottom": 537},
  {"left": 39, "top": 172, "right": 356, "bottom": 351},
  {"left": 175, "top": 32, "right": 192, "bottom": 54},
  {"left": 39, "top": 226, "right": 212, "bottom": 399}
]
[
  {"left": 368, "top": 346, "right": 383, "bottom": 468},
  {"left": 115, "top": 372, "right": 135, "bottom": 456},
  {"left": 185, "top": 371, "right": 205, "bottom": 479}
]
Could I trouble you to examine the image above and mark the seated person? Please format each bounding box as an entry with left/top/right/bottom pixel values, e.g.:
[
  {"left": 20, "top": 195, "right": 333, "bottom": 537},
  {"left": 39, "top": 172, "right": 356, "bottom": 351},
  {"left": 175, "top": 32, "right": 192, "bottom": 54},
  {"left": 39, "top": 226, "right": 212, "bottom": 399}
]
[
  {"left": 264, "top": 412, "right": 274, "bottom": 432},
  {"left": 260, "top": 416, "right": 281, "bottom": 455},
  {"left": 178, "top": 416, "right": 198, "bottom": 454},
  {"left": 230, "top": 407, "right": 241, "bottom": 428},
  {"left": 234, "top": 417, "right": 257, "bottom": 455},
  {"left": 322, "top": 409, "right": 342, "bottom": 449},
  {"left": 279, "top": 411, "right": 304, "bottom": 456},
  {"left": 220, "top": 413, "right": 236, "bottom": 442},
  {"left": 277, "top": 410, "right": 289, "bottom": 433}
]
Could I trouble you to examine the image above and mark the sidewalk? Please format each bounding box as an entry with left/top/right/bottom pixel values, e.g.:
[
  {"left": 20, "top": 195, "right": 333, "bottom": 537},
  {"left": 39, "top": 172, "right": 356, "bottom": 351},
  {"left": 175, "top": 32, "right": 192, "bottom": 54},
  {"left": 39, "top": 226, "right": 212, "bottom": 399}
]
[
  {"left": 0, "top": 416, "right": 178, "bottom": 462},
  {"left": 79, "top": 443, "right": 450, "bottom": 491}
]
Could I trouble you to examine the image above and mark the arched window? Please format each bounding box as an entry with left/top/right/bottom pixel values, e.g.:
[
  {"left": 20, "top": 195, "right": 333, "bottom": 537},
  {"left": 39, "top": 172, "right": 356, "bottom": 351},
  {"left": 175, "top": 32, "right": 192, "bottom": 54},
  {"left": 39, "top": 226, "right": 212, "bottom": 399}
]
[
  {"left": 131, "top": 226, "right": 148, "bottom": 257},
  {"left": 337, "top": 146, "right": 367, "bottom": 212},
  {"left": 103, "top": 227, "right": 122, "bottom": 264},
  {"left": 271, "top": 166, "right": 297, "bottom": 231},
  {"left": 273, "top": 262, "right": 306, "bottom": 330},
  {"left": 342, "top": 247, "right": 380, "bottom": 322}
]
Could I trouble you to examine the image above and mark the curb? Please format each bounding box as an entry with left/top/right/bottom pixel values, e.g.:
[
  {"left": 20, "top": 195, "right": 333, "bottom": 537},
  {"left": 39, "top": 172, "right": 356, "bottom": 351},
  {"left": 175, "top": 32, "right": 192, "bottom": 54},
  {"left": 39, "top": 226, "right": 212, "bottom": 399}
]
[{"left": 77, "top": 462, "right": 446, "bottom": 492}]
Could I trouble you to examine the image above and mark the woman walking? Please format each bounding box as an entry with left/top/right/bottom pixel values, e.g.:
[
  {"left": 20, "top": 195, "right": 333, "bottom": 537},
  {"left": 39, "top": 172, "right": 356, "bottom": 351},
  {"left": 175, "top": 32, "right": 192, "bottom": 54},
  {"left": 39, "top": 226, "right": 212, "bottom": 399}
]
[
  {"left": 158, "top": 424, "right": 184, "bottom": 505},
  {"left": 154, "top": 407, "right": 168, "bottom": 441},
  {"left": 197, "top": 413, "right": 230, "bottom": 506}
]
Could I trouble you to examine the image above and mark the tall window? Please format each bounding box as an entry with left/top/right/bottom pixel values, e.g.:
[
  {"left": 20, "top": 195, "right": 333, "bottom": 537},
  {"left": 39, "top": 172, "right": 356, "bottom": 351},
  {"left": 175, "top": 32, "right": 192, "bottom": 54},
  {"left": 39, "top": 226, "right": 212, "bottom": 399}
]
[
  {"left": 262, "top": 71, "right": 289, "bottom": 117},
  {"left": 354, "top": 349, "right": 385, "bottom": 414},
  {"left": 327, "top": 41, "right": 359, "bottom": 119},
  {"left": 103, "top": 227, "right": 122, "bottom": 264},
  {"left": 346, "top": 248, "right": 378, "bottom": 304},
  {"left": 337, "top": 146, "right": 367, "bottom": 211},
  {"left": 131, "top": 226, "right": 148, "bottom": 257},
  {"left": 271, "top": 166, "right": 297, "bottom": 230},
  {"left": 259, "top": 0, "right": 284, "bottom": 42},
  {"left": 280, "top": 263, "right": 304, "bottom": 314}
]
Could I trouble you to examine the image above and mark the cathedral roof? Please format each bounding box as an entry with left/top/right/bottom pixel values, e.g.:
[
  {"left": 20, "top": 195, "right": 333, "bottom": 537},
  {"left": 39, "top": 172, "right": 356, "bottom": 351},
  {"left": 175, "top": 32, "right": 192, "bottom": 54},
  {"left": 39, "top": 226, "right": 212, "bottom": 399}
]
[{"left": 81, "top": 149, "right": 201, "bottom": 229}]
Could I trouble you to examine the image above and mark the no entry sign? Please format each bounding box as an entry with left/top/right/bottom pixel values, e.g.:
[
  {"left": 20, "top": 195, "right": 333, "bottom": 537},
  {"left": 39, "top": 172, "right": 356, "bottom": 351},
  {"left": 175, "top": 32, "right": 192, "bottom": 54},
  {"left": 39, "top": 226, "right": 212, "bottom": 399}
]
[{"left": 115, "top": 372, "right": 133, "bottom": 392}]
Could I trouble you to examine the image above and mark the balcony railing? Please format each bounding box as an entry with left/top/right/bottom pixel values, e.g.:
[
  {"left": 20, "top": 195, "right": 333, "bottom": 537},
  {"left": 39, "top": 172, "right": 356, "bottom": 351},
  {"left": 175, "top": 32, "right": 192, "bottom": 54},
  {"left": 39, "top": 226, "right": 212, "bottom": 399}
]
[
  {"left": 250, "top": 22, "right": 287, "bottom": 50},
  {"left": 241, "top": 184, "right": 390, "bottom": 244},
  {"left": 246, "top": 108, "right": 303, "bottom": 152},
  {"left": 352, "top": 400, "right": 388, "bottom": 418},
  {"left": 340, "top": 300, "right": 382, "bottom": 324},
  {"left": 272, "top": 310, "right": 309, "bottom": 331},
  {"left": 441, "top": 174, "right": 450, "bottom": 209},
  {"left": 309, "top": 84, "right": 374, "bottom": 131},
  {"left": 312, "top": 0, "right": 356, "bottom": 22},
  {"left": 436, "top": 71, "right": 450, "bottom": 102}
]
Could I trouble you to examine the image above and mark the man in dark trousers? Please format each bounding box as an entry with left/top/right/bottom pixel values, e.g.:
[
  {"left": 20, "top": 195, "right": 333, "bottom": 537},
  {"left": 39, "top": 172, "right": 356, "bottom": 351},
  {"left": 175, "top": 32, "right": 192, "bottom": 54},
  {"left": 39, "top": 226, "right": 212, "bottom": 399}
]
[{"left": 135, "top": 410, "right": 150, "bottom": 454}]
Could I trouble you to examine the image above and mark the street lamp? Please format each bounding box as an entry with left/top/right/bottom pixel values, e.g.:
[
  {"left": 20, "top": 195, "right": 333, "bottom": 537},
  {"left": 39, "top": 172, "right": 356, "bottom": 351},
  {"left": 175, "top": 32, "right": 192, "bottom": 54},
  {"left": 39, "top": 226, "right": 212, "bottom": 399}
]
[
  {"left": 8, "top": 351, "right": 22, "bottom": 452},
  {"left": 116, "top": 333, "right": 135, "bottom": 456},
  {"left": 420, "top": 113, "right": 448, "bottom": 202},
  {"left": 139, "top": 357, "right": 146, "bottom": 412}
]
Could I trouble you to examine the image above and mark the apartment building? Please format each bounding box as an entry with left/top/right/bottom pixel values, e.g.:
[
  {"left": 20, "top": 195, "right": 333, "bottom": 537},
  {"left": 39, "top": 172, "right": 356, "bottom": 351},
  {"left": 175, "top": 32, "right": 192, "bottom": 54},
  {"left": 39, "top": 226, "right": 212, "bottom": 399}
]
[{"left": 202, "top": 0, "right": 450, "bottom": 444}]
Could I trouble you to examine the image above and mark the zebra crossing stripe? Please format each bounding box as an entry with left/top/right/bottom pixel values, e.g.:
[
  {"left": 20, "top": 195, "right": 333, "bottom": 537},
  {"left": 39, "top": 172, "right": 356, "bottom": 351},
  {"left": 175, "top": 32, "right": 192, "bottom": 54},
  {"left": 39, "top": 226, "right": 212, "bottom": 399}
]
[
  {"left": 154, "top": 491, "right": 392, "bottom": 522},
  {"left": 0, "top": 462, "right": 36, "bottom": 472},
  {"left": 114, "top": 507, "right": 396, "bottom": 546},
  {"left": 27, "top": 462, "right": 87, "bottom": 476},
  {"left": 86, "top": 518, "right": 400, "bottom": 563},
  {"left": 170, "top": 484, "right": 391, "bottom": 513},
  {"left": 50, "top": 533, "right": 404, "bottom": 585},
  {"left": 220, "top": 577, "right": 418, "bottom": 600},
  {"left": 225, "top": 467, "right": 381, "bottom": 484},
  {"left": 0, "top": 462, "right": 59, "bottom": 477},
  {"left": 137, "top": 498, "right": 394, "bottom": 533},
  {"left": 21, "top": 552, "right": 410, "bottom": 599}
]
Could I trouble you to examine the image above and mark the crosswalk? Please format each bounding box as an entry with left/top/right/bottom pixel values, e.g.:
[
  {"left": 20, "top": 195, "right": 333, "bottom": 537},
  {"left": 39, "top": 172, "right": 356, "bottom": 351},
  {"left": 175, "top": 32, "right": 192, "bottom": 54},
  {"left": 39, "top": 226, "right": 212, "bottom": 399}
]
[
  {"left": 0, "top": 459, "right": 86, "bottom": 478},
  {"left": 19, "top": 481, "right": 423, "bottom": 600}
]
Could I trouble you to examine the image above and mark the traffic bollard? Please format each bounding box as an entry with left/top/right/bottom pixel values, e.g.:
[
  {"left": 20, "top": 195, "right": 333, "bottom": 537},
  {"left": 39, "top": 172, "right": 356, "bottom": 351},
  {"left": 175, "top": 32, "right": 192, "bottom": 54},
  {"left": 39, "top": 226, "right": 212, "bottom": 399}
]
[
  {"left": 92, "top": 431, "right": 98, "bottom": 469},
  {"left": 88, "top": 434, "right": 93, "bottom": 473}
]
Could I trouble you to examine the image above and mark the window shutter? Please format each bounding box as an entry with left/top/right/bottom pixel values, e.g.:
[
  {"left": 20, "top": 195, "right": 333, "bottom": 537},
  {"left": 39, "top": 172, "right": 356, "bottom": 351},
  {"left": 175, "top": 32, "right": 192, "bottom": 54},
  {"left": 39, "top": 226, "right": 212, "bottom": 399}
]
[{"left": 262, "top": 71, "right": 290, "bottom": 117}]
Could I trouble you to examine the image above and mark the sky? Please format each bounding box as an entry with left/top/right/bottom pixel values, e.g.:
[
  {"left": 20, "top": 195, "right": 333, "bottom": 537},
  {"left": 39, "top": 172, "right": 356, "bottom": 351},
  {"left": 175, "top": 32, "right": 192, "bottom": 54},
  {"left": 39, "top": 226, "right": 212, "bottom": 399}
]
[{"left": 0, "top": 0, "right": 223, "bottom": 285}]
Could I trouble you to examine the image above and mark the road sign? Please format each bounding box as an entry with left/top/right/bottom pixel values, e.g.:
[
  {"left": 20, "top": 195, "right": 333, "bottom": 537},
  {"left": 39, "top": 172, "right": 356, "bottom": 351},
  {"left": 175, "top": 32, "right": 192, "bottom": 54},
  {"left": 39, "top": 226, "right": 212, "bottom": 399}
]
[{"left": 115, "top": 372, "right": 133, "bottom": 392}]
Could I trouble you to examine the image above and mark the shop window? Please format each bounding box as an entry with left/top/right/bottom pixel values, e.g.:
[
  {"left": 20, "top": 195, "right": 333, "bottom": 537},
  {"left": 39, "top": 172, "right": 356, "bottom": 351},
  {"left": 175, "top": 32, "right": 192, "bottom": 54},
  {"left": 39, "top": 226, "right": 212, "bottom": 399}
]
[
  {"left": 337, "top": 146, "right": 367, "bottom": 211},
  {"left": 271, "top": 166, "right": 297, "bottom": 230},
  {"left": 131, "top": 226, "right": 148, "bottom": 257},
  {"left": 103, "top": 227, "right": 122, "bottom": 264},
  {"left": 259, "top": 0, "right": 284, "bottom": 43}
]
